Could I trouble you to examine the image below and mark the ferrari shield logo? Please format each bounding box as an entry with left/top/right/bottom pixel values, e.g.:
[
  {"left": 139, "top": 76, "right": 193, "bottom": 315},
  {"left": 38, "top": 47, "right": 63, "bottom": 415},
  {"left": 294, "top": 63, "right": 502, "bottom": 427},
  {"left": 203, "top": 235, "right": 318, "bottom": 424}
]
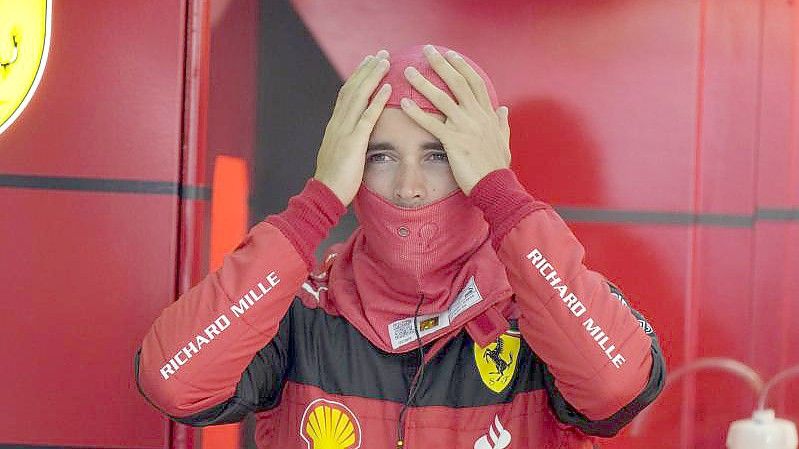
[
  {"left": 474, "top": 332, "right": 520, "bottom": 393},
  {"left": 0, "top": 0, "right": 52, "bottom": 135}
]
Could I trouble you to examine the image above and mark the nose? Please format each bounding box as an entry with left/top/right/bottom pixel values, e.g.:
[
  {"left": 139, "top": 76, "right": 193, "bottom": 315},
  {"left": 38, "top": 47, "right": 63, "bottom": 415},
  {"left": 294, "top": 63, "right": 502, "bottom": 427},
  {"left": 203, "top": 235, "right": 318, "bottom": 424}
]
[{"left": 394, "top": 163, "right": 426, "bottom": 206}]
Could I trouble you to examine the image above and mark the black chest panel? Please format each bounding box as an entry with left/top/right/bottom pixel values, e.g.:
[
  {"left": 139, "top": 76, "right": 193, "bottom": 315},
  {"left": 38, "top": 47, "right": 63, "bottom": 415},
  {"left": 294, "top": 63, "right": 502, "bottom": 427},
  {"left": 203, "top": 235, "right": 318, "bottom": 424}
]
[{"left": 285, "top": 299, "right": 546, "bottom": 407}]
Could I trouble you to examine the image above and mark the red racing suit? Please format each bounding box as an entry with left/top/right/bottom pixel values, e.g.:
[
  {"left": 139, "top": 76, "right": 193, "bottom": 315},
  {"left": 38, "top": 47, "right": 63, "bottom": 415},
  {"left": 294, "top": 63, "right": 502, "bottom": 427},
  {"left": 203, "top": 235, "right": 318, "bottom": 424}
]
[{"left": 134, "top": 168, "right": 665, "bottom": 448}]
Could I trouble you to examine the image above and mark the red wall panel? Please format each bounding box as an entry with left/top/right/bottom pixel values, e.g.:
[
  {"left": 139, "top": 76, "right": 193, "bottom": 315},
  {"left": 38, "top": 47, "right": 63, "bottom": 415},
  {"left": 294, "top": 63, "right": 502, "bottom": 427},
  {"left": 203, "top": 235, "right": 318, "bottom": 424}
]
[
  {"left": 0, "top": 0, "right": 189, "bottom": 447},
  {"left": 0, "top": 1, "right": 186, "bottom": 181},
  {"left": 0, "top": 191, "right": 177, "bottom": 448},
  {"left": 2, "top": 1, "right": 796, "bottom": 448}
]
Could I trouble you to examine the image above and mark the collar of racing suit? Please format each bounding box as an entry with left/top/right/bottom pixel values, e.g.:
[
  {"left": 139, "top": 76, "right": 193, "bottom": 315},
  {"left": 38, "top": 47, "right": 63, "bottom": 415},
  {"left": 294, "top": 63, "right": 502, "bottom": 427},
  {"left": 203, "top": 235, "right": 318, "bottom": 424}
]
[{"left": 319, "top": 181, "right": 515, "bottom": 354}]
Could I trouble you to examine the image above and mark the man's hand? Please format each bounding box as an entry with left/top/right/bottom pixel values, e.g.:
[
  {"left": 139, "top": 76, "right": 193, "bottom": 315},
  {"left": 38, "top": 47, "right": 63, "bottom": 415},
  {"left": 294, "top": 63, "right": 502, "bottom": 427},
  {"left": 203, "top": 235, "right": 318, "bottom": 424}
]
[
  {"left": 398, "top": 44, "right": 510, "bottom": 196},
  {"left": 314, "top": 50, "right": 392, "bottom": 206}
]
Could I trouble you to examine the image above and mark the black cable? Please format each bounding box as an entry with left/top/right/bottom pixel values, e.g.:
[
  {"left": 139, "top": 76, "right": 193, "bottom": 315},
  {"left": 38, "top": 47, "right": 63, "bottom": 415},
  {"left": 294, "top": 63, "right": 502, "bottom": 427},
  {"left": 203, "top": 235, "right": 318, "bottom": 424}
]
[{"left": 396, "top": 294, "right": 426, "bottom": 448}]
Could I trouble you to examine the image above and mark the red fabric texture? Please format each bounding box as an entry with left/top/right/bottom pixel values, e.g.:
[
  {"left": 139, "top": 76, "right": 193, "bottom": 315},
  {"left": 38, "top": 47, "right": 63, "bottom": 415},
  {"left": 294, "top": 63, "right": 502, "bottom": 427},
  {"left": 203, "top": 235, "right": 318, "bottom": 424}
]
[
  {"left": 471, "top": 168, "right": 653, "bottom": 419},
  {"left": 468, "top": 168, "right": 553, "bottom": 250},
  {"left": 265, "top": 178, "right": 347, "bottom": 270},
  {"left": 137, "top": 220, "right": 309, "bottom": 417},
  {"left": 322, "top": 181, "right": 514, "bottom": 353}
]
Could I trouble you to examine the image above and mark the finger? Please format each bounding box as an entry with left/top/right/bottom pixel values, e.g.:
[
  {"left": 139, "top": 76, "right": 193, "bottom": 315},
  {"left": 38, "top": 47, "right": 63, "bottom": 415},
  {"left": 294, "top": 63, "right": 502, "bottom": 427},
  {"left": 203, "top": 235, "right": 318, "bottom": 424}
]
[
  {"left": 352, "top": 50, "right": 388, "bottom": 85},
  {"left": 354, "top": 83, "right": 392, "bottom": 136},
  {"left": 400, "top": 98, "right": 447, "bottom": 138},
  {"left": 357, "top": 54, "right": 371, "bottom": 69},
  {"left": 422, "top": 45, "right": 481, "bottom": 113},
  {"left": 498, "top": 106, "right": 510, "bottom": 138},
  {"left": 404, "top": 66, "right": 468, "bottom": 123},
  {"left": 445, "top": 50, "right": 493, "bottom": 114},
  {"left": 343, "top": 57, "right": 390, "bottom": 130},
  {"left": 331, "top": 55, "right": 378, "bottom": 119},
  {"left": 334, "top": 54, "right": 385, "bottom": 124},
  {"left": 497, "top": 106, "right": 511, "bottom": 164},
  {"left": 339, "top": 50, "right": 387, "bottom": 109},
  {"left": 348, "top": 55, "right": 380, "bottom": 90}
]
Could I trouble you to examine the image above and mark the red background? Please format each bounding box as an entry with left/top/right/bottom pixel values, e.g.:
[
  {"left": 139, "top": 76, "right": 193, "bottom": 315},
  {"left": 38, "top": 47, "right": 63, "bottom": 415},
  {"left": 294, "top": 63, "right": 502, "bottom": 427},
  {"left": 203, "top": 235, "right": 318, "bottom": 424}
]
[{"left": 0, "top": 1, "right": 796, "bottom": 448}]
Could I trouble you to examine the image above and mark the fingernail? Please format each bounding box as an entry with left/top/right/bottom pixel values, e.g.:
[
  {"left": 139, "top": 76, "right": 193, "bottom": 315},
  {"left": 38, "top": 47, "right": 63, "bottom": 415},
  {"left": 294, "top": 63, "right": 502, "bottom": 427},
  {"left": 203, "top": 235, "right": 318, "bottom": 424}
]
[{"left": 404, "top": 66, "right": 418, "bottom": 77}]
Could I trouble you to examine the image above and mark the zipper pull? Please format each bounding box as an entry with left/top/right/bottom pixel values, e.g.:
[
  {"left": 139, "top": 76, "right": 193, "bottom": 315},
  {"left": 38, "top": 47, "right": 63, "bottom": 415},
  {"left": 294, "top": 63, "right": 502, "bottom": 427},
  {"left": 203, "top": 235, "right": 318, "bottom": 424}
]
[{"left": 396, "top": 439, "right": 404, "bottom": 449}]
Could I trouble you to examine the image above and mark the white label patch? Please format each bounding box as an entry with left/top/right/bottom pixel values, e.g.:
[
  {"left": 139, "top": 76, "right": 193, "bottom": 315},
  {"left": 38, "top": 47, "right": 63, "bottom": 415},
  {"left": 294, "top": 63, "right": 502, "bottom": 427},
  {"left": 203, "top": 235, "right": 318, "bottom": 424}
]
[
  {"left": 449, "top": 276, "right": 483, "bottom": 322},
  {"left": 389, "top": 311, "right": 451, "bottom": 349},
  {"left": 388, "top": 276, "right": 483, "bottom": 349}
]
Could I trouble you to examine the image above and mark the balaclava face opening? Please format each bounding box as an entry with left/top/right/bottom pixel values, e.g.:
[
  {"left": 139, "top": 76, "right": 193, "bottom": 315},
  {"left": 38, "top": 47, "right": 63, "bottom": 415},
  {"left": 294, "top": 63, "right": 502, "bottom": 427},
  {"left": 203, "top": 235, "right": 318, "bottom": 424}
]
[
  {"left": 323, "top": 44, "right": 513, "bottom": 352},
  {"left": 354, "top": 43, "right": 501, "bottom": 297}
]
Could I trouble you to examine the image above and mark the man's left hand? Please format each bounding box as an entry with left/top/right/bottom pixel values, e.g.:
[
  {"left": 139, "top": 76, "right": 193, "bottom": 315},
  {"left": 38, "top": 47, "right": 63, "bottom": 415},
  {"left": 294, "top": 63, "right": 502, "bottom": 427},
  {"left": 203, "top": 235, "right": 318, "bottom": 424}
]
[{"left": 399, "top": 44, "right": 511, "bottom": 195}]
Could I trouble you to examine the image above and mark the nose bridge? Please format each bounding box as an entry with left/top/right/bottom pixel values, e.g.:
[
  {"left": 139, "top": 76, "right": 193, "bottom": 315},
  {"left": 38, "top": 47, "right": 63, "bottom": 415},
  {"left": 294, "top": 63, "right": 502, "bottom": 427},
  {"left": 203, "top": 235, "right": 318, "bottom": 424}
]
[{"left": 395, "top": 158, "right": 426, "bottom": 199}]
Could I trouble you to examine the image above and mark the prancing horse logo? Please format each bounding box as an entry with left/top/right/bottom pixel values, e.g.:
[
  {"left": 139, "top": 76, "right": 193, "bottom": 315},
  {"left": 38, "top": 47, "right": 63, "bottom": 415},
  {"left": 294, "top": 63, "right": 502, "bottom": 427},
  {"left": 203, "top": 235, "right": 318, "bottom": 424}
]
[{"left": 474, "top": 331, "right": 520, "bottom": 393}]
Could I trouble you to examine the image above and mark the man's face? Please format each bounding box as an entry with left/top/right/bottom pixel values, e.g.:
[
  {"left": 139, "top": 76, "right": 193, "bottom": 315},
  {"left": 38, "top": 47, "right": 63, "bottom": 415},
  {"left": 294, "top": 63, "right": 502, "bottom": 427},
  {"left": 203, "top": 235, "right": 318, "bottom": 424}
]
[{"left": 363, "top": 108, "right": 459, "bottom": 209}]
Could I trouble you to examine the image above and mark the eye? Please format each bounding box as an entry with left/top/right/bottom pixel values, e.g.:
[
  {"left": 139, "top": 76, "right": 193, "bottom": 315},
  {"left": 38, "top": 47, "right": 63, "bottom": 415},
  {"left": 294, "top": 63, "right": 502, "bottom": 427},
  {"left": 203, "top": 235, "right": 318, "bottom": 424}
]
[
  {"left": 429, "top": 151, "right": 449, "bottom": 162},
  {"left": 366, "top": 152, "right": 391, "bottom": 163}
]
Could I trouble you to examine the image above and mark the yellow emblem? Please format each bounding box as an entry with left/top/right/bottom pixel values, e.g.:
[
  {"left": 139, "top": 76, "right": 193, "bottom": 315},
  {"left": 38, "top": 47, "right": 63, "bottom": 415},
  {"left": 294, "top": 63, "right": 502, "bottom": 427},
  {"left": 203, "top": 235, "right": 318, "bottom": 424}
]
[
  {"left": 474, "top": 332, "right": 520, "bottom": 393},
  {"left": 300, "top": 398, "right": 362, "bottom": 449},
  {"left": 0, "top": 0, "right": 51, "bottom": 135}
]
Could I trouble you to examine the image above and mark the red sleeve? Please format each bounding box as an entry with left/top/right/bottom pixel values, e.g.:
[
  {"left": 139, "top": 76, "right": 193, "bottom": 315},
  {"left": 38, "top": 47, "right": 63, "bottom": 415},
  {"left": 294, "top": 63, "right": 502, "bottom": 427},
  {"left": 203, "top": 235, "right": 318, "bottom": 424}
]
[
  {"left": 469, "top": 168, "right": 653, "bottom": 421},
  {"left": 136, "top": 178, "right": 345, "bottom": 418}
]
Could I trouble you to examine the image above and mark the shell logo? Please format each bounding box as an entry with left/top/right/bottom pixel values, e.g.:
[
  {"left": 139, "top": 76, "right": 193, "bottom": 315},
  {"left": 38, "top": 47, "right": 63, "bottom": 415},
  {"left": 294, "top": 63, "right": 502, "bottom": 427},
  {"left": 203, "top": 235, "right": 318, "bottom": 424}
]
[
  {"left": 300, "top": 398, "right": 362, "bottom": 449},
  {"left": 0, "top": 0, "right": 51, "bottom": 136}
]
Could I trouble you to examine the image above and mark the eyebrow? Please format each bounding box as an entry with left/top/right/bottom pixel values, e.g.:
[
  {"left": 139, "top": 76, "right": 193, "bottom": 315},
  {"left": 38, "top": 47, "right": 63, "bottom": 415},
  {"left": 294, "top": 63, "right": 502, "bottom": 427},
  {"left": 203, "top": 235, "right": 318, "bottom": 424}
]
[{"left": 366, "top": 140, "right": 445, "bottom": 153}]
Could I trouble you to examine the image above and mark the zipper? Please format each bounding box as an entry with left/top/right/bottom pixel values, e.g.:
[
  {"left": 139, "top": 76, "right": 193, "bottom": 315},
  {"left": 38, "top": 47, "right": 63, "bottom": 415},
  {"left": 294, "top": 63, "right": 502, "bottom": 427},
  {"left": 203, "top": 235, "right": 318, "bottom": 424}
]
[
  {"left": 397, "top": 358, "right": 424, "bottom": 448},
  {"left": 396, "top": 294, "right": 427, "bottom": 449}
]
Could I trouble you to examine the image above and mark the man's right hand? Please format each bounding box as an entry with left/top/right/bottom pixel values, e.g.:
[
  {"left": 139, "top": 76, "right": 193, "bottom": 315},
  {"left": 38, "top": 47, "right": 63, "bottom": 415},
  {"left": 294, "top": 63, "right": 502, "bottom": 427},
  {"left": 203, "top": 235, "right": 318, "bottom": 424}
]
[{"left": 313, "top": 49, "right": 392, "bottom": 207}]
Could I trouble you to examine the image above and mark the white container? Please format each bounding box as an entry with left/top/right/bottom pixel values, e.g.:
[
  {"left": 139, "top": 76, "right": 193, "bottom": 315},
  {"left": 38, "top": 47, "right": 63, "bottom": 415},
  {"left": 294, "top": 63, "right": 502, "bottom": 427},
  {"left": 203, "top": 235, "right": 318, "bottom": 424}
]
[{"left": 727, "top": 409, "right": 798, "bottom": 449}]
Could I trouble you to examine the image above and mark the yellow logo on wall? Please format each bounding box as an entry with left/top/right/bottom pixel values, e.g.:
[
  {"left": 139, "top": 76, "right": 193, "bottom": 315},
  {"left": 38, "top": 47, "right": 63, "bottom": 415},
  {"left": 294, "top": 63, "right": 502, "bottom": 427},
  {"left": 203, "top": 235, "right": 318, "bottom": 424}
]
[
  {"left": 474, "top": 332, "right": 521, "bottom": 393},
  {"left": 300, "top": 398, "right": 362, "bottom": 449},
  {"left": 0, "top": 0, "right": 51, "bottom": 136}
]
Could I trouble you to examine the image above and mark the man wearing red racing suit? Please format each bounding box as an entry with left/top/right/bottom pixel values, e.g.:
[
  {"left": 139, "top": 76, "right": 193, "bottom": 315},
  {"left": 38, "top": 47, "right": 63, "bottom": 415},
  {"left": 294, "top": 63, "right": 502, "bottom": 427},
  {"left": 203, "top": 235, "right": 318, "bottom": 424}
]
[{"left": 135, "top": 44, "right": 665, "bottom": 448}]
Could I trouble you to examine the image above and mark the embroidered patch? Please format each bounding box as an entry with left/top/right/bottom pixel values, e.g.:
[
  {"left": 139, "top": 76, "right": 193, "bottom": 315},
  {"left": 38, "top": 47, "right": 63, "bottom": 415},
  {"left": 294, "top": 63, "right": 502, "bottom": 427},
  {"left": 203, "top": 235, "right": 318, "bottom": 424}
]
[
  {"left": 474, "top": 332, "right": 520, "bottom": 393},
  {"left": 300, "top": 398, "right": 362, "bottom": 449}
]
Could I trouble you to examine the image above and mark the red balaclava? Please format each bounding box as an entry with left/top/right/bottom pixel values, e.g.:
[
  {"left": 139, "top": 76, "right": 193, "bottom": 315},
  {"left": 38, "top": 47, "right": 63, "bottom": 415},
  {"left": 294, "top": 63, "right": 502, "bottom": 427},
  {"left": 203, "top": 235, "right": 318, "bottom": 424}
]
[{"left": 320, "top": 44, "right": 514, "bottom": 353}]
